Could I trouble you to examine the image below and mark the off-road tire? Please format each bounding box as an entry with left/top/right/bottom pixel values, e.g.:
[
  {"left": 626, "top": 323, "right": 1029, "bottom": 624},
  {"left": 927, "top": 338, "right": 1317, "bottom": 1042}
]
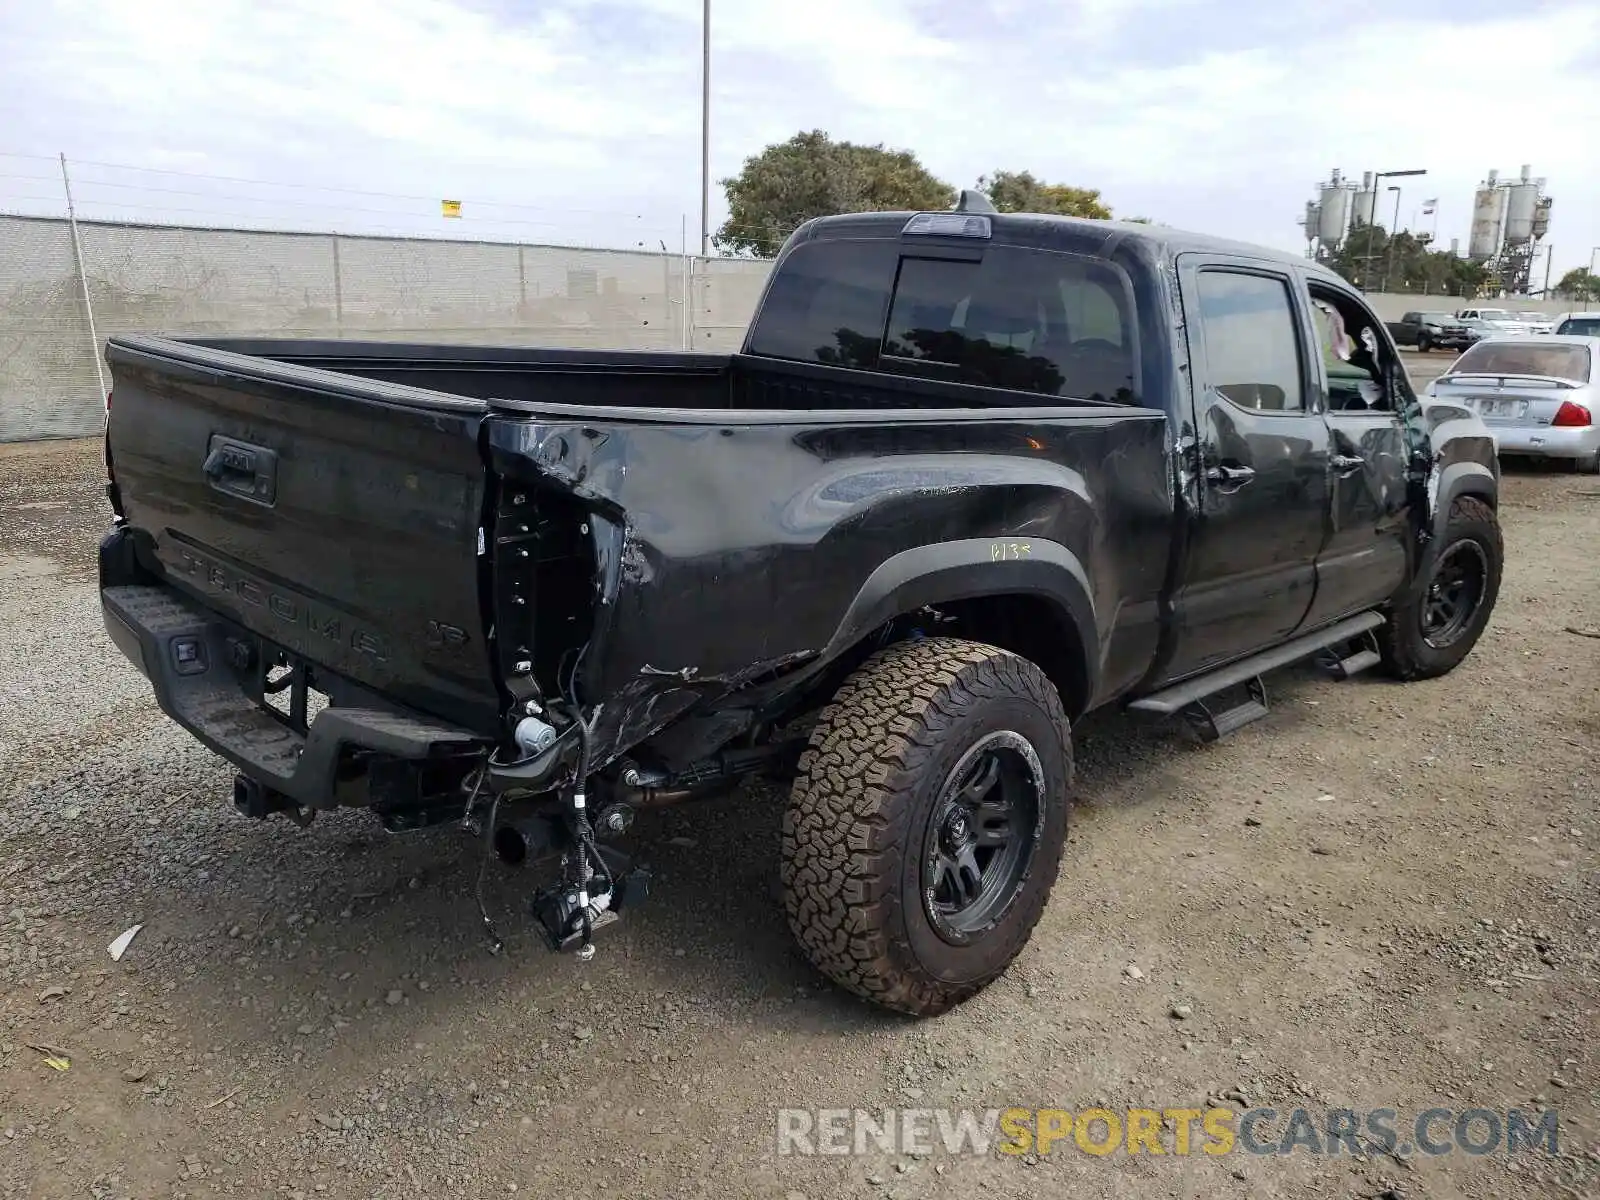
[
  {"left": 781, "top": 637, "right": 1072, "bottom": 1017},
  {"left": 1379, "top": 496, "right": 1502, "bottom": 680}
]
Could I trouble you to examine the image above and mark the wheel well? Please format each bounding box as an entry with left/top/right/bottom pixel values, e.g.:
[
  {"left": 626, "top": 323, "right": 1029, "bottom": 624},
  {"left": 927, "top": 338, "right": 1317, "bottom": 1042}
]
[{"left": 936, "top": 593, "right": 1092, "bottom": 719}]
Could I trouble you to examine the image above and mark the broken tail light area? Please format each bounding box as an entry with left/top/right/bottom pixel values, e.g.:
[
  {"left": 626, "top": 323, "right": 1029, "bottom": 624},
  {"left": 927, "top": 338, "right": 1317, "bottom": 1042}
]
[{"left": 491, "top": 478, "right": 600, "bottom": 719}]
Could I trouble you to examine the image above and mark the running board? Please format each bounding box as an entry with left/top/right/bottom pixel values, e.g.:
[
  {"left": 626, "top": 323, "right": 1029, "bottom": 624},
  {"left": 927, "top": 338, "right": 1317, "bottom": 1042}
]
[
  {"left": 1182, "top": 677, "right": 1269, "bottom": 743},
  {"left": 1317, "top": 631, "right": 1382, "bottom": 681},
  {"left": 1128, "top": 612, "right": 1386, "bottom": 719}
]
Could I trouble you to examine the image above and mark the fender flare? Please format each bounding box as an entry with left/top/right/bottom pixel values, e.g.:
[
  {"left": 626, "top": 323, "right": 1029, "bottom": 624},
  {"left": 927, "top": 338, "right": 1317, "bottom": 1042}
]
[
  {"left": 1430, "top": 459, "right": 1497, "bottom": 545},
  {"left": 821, "top": 536, "right": 1100, "bottom": 698}
]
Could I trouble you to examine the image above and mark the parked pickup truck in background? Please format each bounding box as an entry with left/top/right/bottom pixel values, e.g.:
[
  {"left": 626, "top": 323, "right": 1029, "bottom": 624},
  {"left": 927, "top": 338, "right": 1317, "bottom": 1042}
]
[
  {"left": 1387, "top": 310, "right": 1475, "bottom": 353},
  {"left": 99, "top": 193, "right": 1504, "bottom": 1017}
]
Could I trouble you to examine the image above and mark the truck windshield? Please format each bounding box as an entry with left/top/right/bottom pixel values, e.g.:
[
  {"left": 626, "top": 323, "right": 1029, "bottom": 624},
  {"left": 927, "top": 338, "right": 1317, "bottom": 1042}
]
[
  {"left": 747, "top": 240, "right": 1138, "bottom": 402},
  {"left": 1449, "top": 341, "right": 1591, "bottom": 382}
]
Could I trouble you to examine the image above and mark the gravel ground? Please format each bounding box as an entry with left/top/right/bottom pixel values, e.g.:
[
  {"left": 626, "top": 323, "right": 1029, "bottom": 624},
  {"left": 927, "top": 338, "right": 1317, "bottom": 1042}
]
[{"left": 1, "top": 405, "right": 1597, "bottom": 1199}]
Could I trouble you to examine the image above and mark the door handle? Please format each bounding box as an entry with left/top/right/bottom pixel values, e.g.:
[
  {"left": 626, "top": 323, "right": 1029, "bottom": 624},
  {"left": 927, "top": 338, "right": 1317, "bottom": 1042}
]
[
  {"left": 1331, "top": 453, "right": 1365, "bottom": 474},
  {"left": 1206, "top": 463, "right": 1256, "bottom": 489}
]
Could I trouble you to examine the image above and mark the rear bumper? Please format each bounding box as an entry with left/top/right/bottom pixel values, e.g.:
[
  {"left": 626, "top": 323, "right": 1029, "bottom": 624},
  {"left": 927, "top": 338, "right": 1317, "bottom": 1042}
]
[
  {"left": 102, "top": 565, "right": 488, "bottom": 811},
  {"left": 1489, "top": 424, "right": 1600, "bottom": 461}
]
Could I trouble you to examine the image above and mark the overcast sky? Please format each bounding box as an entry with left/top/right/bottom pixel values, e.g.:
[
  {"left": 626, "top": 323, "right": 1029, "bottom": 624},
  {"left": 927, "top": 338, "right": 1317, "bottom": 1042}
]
[{"left": 3, "top": 0, "right": 1597, "bottom": 281}]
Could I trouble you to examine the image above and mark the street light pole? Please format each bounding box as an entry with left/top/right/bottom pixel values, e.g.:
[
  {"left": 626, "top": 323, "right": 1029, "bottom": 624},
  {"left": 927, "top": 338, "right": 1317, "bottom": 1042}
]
[
  {"left": 1381, "top": 186, "right": 1402, "bottom": 292},
  {"left": 1362, "top": 167, "right": 1427, "bottom": 292},
  {"left": 700, "top": 0, "right": 711, "bottom": 259}
]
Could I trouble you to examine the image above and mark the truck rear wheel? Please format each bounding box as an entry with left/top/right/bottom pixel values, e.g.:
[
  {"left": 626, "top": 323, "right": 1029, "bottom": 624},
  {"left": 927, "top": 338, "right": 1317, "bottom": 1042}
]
[
  {"left": 781, "top": 637, "right": 1071, "bottom": 1016},
  {"left": 1379, "top": 496, "right": 1502, "bottom": 680}
]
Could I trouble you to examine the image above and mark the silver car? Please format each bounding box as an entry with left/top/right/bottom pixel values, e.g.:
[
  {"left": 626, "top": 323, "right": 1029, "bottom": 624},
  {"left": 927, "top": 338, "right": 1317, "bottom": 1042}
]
[{"left": 1425, "top": 336, "right": 1600, "bottom": 472}]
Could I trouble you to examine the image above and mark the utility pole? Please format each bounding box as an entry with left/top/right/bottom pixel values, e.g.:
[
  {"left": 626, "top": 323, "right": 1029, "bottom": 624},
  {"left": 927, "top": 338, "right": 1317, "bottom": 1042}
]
[
  {"left": 700, "top": 0, "right": 711, "bottom": 259},
  {"left": 59, "top": 153, "right": 108, "bottom": 402}
]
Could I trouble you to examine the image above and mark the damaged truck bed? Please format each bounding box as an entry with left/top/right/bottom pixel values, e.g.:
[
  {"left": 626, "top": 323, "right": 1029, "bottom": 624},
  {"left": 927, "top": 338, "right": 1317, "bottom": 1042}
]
[{"left": 99, "top": 196, "right": 1503, "bottom": 1016}]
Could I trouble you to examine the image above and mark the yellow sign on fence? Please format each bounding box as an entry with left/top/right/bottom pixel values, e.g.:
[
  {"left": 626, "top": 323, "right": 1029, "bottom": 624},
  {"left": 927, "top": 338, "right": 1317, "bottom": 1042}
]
[{"left": 441, "top": 200, "right": 462, "bottom": 218}]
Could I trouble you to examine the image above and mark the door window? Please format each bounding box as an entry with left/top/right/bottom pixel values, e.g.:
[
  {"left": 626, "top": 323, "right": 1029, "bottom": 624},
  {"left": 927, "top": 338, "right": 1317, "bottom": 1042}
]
[{"left": 1194, "top": 271, "right": 1306, "bottom": 412}]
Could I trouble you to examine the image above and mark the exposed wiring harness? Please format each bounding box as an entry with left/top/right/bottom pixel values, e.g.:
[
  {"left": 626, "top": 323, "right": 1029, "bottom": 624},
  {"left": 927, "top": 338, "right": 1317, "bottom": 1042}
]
[{"left": 456, "top": 764, "right": 504, "bottom": 955}]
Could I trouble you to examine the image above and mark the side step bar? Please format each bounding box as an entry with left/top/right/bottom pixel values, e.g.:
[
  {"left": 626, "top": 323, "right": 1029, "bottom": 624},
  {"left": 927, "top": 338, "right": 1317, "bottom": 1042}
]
[
  {"left": 1129, "top": 612, "right": 1386, "bottom": 739},
  {"left": 1317, "top": 630, "right": 1382, "bottom": 680}
]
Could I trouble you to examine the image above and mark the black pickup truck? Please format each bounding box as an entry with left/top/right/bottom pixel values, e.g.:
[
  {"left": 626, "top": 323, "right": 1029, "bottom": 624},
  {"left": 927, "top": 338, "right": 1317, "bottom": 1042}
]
[
  {"left": 99, "top": 195, "right": 1502, "bottom": 1017},
  {"left": 1386, "top": 310, "right": 1475, "bottom": 353}
]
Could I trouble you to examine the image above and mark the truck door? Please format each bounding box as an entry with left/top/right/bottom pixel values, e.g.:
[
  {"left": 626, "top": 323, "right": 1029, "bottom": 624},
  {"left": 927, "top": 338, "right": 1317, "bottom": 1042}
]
[
  {"left": 1300, "top": 279, "right": 1418, "bottom": 627},
  {"left": 1162, "top": 257, "right": 1330, "bottom": 680}
]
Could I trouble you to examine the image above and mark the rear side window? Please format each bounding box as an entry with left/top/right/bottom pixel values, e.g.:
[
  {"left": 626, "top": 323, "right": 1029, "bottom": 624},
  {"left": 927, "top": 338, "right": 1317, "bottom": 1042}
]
[
  {"left": 1451, "top": 341, "right": 1592, "bottom": 381},
  {"left": 1194, "top": 271, "right": 1305, "bottom": 412},
  {"left": 746, "top": 240, "right": 898, "bottom": 367},
  {"left": 879, "top": 248, "right": 1137, "bottom": 401}
]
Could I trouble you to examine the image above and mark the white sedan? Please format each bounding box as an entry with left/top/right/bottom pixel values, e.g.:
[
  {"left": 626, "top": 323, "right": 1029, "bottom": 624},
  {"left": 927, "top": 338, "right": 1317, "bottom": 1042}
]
[{"left": 1425, "top": 336, "right": 1600, "bottom": 473}]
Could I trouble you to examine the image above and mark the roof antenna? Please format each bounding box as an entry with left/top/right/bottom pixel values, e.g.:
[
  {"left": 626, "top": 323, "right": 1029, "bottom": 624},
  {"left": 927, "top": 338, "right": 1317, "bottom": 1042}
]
[{"left": 953, "top": 189, "right": 997, "bottom": 214}]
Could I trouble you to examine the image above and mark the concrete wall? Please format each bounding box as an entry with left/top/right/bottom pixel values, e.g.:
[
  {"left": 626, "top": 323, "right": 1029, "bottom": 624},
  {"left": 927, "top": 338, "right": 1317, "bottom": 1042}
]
[{"left": 0, "top": 215, "right": 773, "bottom": 442}]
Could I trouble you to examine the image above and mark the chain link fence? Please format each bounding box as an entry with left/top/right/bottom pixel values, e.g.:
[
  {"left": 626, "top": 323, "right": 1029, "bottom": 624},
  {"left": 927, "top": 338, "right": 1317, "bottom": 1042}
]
[{"left": 0, "top": 214, "right": 777, "bottom": 442}]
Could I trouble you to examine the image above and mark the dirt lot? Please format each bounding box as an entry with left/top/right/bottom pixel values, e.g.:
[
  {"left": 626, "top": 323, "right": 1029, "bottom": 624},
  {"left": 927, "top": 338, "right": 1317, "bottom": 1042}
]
[{"left": 1, "top": 414, "right": 1597, "bottom": 1199}]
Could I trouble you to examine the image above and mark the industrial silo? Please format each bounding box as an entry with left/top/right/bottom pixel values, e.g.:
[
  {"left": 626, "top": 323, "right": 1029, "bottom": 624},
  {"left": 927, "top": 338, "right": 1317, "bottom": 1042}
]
[
  {"left": 1303, "top": 200, "right": 1321, "bottom": 242},
  {"left": 1351, "top": 172, "right": 1376, "bottom": 227},
  {"left": 1503, "top": 165, "right": 1543, "bottom": 245},
  {"left": 1317, "top": 172, "right": 1351, "bottom": 247},
  {"left": 1468, "top": 170, "right": 1505, "bottom": 261}
]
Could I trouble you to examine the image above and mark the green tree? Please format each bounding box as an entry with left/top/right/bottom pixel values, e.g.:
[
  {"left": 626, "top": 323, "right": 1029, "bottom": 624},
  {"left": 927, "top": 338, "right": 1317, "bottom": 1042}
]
[
  {"left": 975, "top": 170, "right": 1112, "bottom": 219},
  {"left": 1555, "top": 267, "right": 1600, "bottom": 302},
  {"left": 1327, "top": 225, "right": 1488, "bottom": 297},
  {"left": 715, "top": 131, "right": 955, "bottom": 257}
]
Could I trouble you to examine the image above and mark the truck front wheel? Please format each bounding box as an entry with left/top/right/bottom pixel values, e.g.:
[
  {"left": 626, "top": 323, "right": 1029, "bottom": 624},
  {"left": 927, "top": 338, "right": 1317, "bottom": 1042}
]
[
  {"left": 1379, "top": 496, "right": 1503, "bottom": 679},
  {"left": 781, "top": 637, "right": 1071, "bottom": 1016}
]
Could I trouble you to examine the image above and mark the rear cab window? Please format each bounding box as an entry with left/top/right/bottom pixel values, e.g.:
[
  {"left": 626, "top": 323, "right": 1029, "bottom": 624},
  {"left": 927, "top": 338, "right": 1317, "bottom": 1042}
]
[{"left": 746, "top": 237, "right": 1140, "bottom": 404}]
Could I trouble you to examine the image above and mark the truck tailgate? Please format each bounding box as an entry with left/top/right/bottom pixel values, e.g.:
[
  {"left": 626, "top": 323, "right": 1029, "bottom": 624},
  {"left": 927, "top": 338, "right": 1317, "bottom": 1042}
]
[{"left": 104, "top": 335, "right": 501, "bottom": 731}]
